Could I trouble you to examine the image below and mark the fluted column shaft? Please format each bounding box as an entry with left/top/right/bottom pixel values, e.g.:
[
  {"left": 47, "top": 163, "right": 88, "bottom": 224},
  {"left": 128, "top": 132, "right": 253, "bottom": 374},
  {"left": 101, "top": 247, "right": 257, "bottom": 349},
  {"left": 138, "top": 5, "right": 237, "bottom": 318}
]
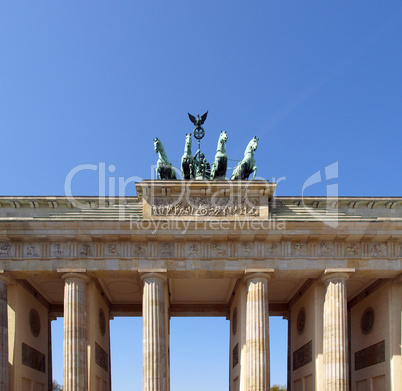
[
  {"left": 244, "top": 272, "right": 271, "bottom": 391},
  {"left": 322, "top": 272, "right": 350, "bottom": 391},
  {"left": 141, "top": 273, "right": 168, "bottom": 391},
  {"left": 0, "top": 276, "right": 9, "bottom": 391},
  {"left": 63, "top": 273, "right": 89, "bottom": 391}
]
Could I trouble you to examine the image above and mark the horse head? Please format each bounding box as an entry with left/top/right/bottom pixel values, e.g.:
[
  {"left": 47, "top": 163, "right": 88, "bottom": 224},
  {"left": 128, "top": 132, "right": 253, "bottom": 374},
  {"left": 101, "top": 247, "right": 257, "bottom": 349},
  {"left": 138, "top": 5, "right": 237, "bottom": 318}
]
[
  {"left": 215, "top": 131, "right": 228, "bottom": 154},
  {"left": 184, "top": 133, "right": 192, "bottom": 152},
  {"left": 249, "top": 136, "right": 259, "bottom": 152},
  {"left": 153, "top": 138, "right": 160, "bottom": 153},
  {"left": 219, "top": 131, "right": 228, "bottom": 143}
]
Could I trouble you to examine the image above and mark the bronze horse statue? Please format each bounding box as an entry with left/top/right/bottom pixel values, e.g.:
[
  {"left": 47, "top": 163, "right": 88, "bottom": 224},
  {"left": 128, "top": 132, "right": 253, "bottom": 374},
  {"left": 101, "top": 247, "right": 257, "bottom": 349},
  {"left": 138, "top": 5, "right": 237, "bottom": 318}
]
[
  {"left": 210, "top": 131, "right": 228, "bottom": 180},
  {"left": 231, "top": 136, "right": 258, "bottom": 180},
  {"left": 154, "top": 138, "right": 177, "bottom": 180},
  {"left": 181, "top": 133, "right": 199, "bottom": 180}
]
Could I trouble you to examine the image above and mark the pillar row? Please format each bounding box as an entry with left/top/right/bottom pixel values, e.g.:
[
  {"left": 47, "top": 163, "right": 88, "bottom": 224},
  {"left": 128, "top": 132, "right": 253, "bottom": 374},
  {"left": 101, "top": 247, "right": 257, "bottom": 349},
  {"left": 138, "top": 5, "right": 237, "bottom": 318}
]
[
  {"left": 322, "top": 271, "right": 351, "bottom": 391},
  {"left": 62, "top": 273, "right": 89, "bottom": 391},
  {"left": 244, "top": 272, "right": 271, "bottom": 391},
  {"left": 0, "top": 276, "right": 9, "bottom": 391},
  {"left": 141, "top": 272, "right": 169, "bottom": 391}
]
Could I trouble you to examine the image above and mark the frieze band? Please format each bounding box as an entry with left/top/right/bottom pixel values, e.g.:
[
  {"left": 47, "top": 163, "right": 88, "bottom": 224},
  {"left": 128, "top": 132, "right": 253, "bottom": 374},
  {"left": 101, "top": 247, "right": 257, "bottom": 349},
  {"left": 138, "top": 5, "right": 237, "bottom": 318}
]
[{"left": 0, "top": 239, "right": 400, "bottom": 260}]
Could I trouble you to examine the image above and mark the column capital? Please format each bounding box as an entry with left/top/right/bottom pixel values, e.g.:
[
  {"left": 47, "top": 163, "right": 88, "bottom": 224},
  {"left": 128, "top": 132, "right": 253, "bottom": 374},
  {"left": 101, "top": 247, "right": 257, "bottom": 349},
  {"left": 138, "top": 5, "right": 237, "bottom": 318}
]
[
  {"left": 139, "top": 271, "right": 167, "bottom": 283},
  {"left": 282, "top": 311, "right": 290, "bottom": 321},
  {"left": 61, "top": 272, "right": 89, "bottom": 283},
  {"left": 48, "top": 313, "right": 57, "bottom": 322},
  {"left": 321, "top": 268, "right": 355, "bottom": 284},
  {"left": 243, "top": 268, "right": 274, "bottom": 282}
]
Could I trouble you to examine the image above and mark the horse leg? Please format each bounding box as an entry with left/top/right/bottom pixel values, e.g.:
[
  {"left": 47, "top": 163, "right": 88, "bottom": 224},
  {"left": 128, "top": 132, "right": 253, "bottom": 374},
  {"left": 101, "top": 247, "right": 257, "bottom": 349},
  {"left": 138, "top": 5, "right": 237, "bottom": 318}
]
[
  {"left": 211, "top": 159, "right": 217, "bottom": 180},
  {"left": 156, "top": 164, "right": 161, "bottom": 180},
  {"left": 191, "top": 160, "right": 196, "bottom": 179},
  {"left": 252, "top": 166, "right": 257, "bottom": 179},
  {"left": 181, "top": 158, "right": 186, "bottom": 179},
  {"left": 230, "top": 163, "right": 240, "bottom": 180},
  {"left": 182, "top": 159, "right": 191, "bottom": 180},
  {"left": 240, "top": 162, "right": 248, "bottom": 180},
  {"left": 189, "top": 162, "right": 193, "bottom": 179}
]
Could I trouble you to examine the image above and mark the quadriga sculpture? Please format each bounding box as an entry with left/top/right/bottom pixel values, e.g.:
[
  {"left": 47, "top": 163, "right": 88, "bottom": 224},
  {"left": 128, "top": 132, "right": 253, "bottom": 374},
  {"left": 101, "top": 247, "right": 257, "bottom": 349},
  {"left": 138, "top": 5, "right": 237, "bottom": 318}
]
[
  {"left": 231, "top": 136, "right": 258, "bottom": 180},
  {"left": 153, "top": 138, "right": 177, "bottom": 180},
  {"left": 210, "top": 131, "right": 228, "bottom": 180}
]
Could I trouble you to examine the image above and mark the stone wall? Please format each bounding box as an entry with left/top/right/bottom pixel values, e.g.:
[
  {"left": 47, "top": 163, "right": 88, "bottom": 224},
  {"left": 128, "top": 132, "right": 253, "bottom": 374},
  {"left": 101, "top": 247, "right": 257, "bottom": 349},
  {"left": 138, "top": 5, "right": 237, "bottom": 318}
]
[{"left": 7, "top": 284, "right": 48, "bottom": 391}]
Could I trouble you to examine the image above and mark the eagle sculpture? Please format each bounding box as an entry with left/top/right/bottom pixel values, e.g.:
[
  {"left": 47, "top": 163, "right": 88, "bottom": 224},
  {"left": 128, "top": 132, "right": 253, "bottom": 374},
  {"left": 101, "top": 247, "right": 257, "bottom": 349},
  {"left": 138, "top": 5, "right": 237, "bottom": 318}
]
[{"left": 188, "top": 111, "right": 208, "bottom": 130}]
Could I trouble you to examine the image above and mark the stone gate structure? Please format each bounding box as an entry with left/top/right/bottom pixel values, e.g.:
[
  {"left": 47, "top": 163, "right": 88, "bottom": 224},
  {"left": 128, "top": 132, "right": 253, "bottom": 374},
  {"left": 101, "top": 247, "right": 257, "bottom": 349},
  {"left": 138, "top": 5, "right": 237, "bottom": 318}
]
[{"left": 0, "top": 180, "right": 401, "bottom": 391}]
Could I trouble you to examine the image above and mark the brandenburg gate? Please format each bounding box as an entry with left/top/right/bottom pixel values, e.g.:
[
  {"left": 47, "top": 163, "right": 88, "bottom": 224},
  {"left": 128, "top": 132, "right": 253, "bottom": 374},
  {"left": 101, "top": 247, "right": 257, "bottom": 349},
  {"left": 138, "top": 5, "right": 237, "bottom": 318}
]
[
  {"left": 0, "top": 111, "right": 401, "bottom": 391},
  {"left": 0, "top": 179, "right": 401, "bottom": 391}
]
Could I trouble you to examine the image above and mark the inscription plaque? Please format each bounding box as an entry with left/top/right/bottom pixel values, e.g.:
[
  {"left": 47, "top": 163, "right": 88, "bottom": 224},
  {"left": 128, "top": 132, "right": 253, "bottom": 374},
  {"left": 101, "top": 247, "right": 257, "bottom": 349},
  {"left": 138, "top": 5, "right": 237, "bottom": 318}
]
[
  {"left": 22, "top": 343, "right": 46, "bottom": 373},
  {"left": 233, "top": 344, "right": 239, "bottom": 368},
  {"left": 293, "top": 341, "right": 312, "bottom": 371},
  {"left": 152, "top": 197, "right": 259, "bottom": 217},
  {"left": 95, "top": 342, "right": 109, "bottom": 372},
  {"left": 355, "top": 340, "right": 385, "bottom": 371}
]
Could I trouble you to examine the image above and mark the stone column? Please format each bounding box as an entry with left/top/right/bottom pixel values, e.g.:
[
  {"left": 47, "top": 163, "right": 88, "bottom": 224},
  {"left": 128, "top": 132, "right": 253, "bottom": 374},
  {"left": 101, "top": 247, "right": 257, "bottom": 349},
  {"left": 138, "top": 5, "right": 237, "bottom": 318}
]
[
  {"left": 62, "top": 273, "right": 89, "bottom": 391},
  {"left": 321, "top": 270, "right": 352, "bottom": 391},
  {"left": 141, "top": 272, "right": 168, "bottom": 391},
  {"left": 48, "top": 314, "right": 56, "bottom": 391},
  {"left": 244, "top": 272, "right": 271, "bottom": 391},
  {"left": 0, "top": 276, "right": 9, "bottom": 391},
  {"left": 283, "top": 312, "right": 291, "bottom": 391}
]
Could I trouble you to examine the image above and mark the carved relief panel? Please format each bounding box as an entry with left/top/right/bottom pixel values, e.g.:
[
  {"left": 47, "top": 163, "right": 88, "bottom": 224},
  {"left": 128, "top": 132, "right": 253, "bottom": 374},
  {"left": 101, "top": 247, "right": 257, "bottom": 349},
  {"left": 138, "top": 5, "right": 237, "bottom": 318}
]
[
  {"left": 212, "top": 243, "right": 227, "bottom": 257},
  {"left": 132, "top": 243, "right": 147, "bottom": 257},
  {"left": 265, "top": 242, "right": 280, "bottom": 257},
  {"left": 159, "top": 243, "right": 175, "bottom": 258},
  {"left": 370, "top": 242, "right": 387, "bottom": 258},
  {"left": 24, "top": 244, "right": 40, "bottom": 258},
  {"left": 345, "top": 242, "right": 361, "bottom": 257},
  {"left": 186, "top": 243, "right": 200, "bottom": 258},
  {"left": 51, "top": 243, "right": 69, "bottom": 258},
  {"left": 239, "top": 242, "right": 255, "bottom": 257},
  {"left": 292, "top": 242, "right": 308, "bottom": 257},
  {"left": 104, "top": 242, "right": 121, "bottom": 257},
  {"left": 319, "top": 242, "right": 335, "bottom": 257},
  {"left": 0, "top": 243, "right": 13, "bottom": 257},
  {"left": 79, "top": 243, "right": 92, "bottom": 257}
]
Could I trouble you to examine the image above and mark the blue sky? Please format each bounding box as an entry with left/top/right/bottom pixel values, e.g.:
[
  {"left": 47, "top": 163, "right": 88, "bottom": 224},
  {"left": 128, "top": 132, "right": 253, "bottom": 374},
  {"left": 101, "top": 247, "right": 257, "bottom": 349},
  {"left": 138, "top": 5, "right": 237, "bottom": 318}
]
[{"left": 2, "top": 1, "right": 402, "bottom": 389}]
